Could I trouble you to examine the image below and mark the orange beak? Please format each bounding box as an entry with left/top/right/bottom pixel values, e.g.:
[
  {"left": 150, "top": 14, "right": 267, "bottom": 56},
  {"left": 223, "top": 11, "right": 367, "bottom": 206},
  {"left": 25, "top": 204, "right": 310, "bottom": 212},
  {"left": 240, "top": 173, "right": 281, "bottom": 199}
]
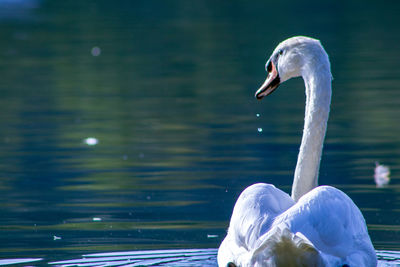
[{"left": 255, "top": 60, "right": 280, "bottom": 100}]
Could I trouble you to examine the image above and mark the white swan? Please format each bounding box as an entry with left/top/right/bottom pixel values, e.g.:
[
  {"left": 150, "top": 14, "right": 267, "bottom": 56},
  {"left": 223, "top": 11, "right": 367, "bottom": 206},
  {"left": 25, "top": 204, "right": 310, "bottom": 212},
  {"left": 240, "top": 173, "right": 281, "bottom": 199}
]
[{"left": 218, "top": 36, "right": 377, "bottom": 267}]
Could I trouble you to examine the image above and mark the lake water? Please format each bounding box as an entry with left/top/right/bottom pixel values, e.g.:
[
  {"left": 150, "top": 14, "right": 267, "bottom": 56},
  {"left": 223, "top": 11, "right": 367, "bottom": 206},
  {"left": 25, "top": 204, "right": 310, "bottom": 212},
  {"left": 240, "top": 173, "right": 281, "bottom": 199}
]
[{"left": 0, "top": 0, "right": 399, "bottom": 266}]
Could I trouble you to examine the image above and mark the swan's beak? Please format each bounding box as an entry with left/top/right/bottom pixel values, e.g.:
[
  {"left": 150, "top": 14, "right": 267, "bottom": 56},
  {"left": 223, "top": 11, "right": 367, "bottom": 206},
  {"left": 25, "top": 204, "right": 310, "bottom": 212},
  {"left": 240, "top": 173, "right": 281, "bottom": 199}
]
[{"left": 255, "top": 60, "right": 280, "bottom": 100}]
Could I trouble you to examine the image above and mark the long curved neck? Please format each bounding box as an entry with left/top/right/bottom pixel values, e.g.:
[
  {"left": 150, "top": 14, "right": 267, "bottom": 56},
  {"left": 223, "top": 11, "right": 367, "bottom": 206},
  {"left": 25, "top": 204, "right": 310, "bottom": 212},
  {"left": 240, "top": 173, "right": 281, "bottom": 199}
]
[{"left": 291, "top": 60, "right": 332, "bottom": 202}]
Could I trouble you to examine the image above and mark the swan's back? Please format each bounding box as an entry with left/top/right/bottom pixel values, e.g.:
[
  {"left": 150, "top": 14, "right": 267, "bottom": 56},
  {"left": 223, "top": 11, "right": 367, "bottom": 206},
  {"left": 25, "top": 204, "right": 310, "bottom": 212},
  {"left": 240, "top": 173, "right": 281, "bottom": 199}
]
[{"left": 218, "top": 186, "right": 377, "bottom": 266}]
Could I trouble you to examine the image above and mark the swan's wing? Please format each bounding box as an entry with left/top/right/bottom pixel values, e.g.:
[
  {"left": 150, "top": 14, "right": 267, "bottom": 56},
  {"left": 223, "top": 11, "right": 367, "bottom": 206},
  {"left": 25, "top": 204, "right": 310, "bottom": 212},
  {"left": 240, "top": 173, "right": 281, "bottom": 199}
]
[
  {"left": 228, "top": 183, "right": 294, "bottom": 249},
  {"left": 218, "top": 183, "right": 294, "bottom": 266},
  {"left": 275, "top": 186, "right": 377, "bottom": 266}
]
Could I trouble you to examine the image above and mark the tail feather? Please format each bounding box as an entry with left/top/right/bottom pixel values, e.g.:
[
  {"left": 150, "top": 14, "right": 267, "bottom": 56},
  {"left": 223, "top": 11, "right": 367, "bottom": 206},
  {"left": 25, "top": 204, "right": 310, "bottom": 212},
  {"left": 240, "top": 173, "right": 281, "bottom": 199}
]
[{"left": 251, "top": 226, "right": 324, "bottom": 267}]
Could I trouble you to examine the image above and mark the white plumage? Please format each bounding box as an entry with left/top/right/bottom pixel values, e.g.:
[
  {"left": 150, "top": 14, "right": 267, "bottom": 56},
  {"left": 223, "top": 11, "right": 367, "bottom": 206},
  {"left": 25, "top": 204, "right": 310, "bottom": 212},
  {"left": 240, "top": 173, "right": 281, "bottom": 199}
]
[{"left": 218, "top": 36, "right": 377, "bottom": 267}]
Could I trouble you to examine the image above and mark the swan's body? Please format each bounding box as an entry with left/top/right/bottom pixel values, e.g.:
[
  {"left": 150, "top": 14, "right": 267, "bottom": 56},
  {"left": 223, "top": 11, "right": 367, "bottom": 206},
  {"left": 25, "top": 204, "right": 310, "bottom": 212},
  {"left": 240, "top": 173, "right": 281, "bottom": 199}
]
[{"left": 218, "top": 36, "right": 376, "bottom": 267}]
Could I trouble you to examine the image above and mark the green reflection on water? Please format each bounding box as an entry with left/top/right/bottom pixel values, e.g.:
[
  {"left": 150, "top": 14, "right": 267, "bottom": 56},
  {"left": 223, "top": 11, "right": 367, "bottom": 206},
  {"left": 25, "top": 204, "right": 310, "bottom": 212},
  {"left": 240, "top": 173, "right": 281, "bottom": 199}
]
[
  {"left": 1, "top": 220, "right": 225, "bottom": 231},
  {"left": 0, "top": 0, "right": 400, "bottom": 262}
]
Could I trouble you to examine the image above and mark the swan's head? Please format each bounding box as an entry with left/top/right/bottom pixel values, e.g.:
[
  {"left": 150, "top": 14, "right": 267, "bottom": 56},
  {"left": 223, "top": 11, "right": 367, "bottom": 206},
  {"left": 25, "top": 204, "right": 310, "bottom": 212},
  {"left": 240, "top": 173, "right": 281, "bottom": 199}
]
[{"left": 255, "top": 36, "right": 328, "bottom": 99}]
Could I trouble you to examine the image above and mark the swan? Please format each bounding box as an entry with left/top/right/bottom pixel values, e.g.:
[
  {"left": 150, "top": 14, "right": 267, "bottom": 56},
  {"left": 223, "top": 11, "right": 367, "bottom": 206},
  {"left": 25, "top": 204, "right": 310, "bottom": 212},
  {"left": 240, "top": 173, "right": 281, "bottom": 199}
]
[{"left": 218, "top": 36, "right": 377, "bottom": 267}]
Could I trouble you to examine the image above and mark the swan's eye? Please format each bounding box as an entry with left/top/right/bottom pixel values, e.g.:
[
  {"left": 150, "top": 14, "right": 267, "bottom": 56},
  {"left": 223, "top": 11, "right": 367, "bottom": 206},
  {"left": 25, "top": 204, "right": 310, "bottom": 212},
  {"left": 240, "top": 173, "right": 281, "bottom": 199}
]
[
  {"left": 278, "top": 49, "right": 284, "bottom": 55},
  {"left": 227, "top": 262, "right": 237, "bottom": 267}
]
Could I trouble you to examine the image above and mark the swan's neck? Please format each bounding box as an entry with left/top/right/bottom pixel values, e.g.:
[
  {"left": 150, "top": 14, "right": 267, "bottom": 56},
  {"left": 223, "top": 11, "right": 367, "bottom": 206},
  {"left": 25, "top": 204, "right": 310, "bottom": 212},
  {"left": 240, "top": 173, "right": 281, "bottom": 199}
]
[{"left": 291, "top": 61, "right": 332, "bottom": 202}]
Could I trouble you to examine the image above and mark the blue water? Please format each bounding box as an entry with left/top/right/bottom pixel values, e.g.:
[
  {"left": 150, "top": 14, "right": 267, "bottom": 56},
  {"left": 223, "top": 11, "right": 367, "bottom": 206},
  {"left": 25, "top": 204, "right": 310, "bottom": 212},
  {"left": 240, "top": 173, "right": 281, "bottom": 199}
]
[
  {"left": 2, "top": 249, "right": 400, "bottom": 266},
  {"left": 0, "top": 0, "right": 399, "bottom": 265}
]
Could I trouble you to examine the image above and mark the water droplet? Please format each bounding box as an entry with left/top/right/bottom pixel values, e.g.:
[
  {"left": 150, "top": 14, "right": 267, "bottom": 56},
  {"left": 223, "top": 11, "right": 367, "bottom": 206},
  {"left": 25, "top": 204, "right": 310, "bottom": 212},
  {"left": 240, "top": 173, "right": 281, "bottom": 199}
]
[
  {"left": 91, "top": 46, "right": 101, "bottom": 56},
  {"left": 256, "top": 113, "right": 260, "bottom": 117},
  {"left": 92, "top": 217, "right": 102, "bottom": 222},
  {"left": 84, "top": 137, "right": 98, "bottom": 146},
  {"left": 257, "top": 128, "right": 263, "bottom": 133}
]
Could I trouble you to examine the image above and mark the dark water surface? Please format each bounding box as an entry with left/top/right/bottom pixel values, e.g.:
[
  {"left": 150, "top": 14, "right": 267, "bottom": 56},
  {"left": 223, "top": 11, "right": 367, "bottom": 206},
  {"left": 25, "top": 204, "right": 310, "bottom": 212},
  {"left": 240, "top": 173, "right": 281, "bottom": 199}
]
[{"left": 0, "top": 0, "right": 399, "bottom": 265}]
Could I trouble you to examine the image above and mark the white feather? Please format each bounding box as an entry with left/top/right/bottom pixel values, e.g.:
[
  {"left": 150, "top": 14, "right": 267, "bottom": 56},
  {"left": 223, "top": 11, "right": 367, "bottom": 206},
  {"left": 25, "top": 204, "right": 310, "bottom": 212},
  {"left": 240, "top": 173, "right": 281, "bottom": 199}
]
[{"left": 374, "top": 162, "right": 390, "bottom": 187}]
